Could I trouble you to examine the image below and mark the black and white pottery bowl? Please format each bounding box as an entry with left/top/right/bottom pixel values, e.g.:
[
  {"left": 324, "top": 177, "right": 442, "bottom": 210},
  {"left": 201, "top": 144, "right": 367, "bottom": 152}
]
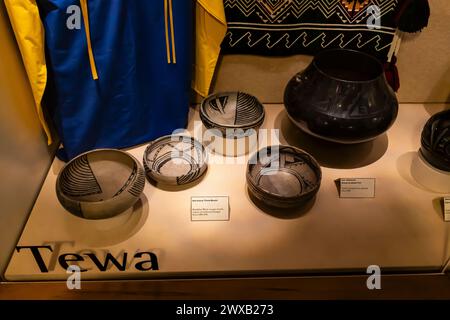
[
  {"left": 143, "top": 135, "right": 208, "bottom": 186},
  {"left": 200, "top": 92, "right": 265, "bottom": 156},
  {"left": 247, "top": 145, "right": 322, "bottom": 208},
  {"left": 200, "top": 92, "right": 265, "bottom": 133},
  {"left": 56, "top": 149, "right": 145, "bottom": 220}
]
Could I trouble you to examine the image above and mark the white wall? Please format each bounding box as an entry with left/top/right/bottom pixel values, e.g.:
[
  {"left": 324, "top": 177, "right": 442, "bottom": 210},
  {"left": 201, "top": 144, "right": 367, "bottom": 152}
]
[{"left": 0, "top": 2, "right": 55, "bottom": 279}]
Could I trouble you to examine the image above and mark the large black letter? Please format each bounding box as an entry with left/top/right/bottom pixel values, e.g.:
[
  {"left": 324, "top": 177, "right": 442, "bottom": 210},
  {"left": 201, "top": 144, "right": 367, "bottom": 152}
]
[
  {"left": 134, "top": 252, "right": 159, "bottom": 271},
  {"left": 16, "top": 246, "right": 53, "bottom": 273},
  {"left": 43, "top": 241, "right": 75, "bottom": 271}
]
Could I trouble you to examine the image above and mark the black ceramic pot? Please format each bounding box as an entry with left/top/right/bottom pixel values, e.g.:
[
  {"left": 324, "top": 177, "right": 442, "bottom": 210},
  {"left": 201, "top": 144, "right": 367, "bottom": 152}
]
[
  {"left": 246, "top": 145, "right": 322, "bottom": 208},
  {"left": 420, "top": 109, "right": 450, "bottom": 172},
  {"left": 284, "top": 49, "right": 399, "bottom": 144}
]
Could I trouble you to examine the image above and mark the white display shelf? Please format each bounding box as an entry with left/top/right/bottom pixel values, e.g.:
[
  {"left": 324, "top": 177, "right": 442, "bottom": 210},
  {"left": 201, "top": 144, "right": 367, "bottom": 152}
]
[{"left": 5, "top": 104, "right": 450, "bottom": 281}]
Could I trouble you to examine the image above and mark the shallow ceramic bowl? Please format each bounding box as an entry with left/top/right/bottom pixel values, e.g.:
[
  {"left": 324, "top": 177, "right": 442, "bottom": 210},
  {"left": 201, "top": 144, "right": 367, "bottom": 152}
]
[
  {"left": 56, "top": 149, "right": 145, "bottom": 220},
  {"left": 200, "top": 92, "right": 265, "bottom": 156},
  {"left": 247, "top": 145, "right": 322, "bottom": 208},
  {"left": 143, "top": 135, "right": 208, "bottom": 186}
]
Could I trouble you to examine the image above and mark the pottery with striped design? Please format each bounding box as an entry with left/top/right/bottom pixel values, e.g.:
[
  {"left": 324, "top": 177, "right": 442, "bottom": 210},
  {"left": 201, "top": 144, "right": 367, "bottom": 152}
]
[
  {"left": 200, "top": 92, "right": 265, "bottom": 156},
  {"left": 56, "top": 149, "right": 145, "bottom": 220}
]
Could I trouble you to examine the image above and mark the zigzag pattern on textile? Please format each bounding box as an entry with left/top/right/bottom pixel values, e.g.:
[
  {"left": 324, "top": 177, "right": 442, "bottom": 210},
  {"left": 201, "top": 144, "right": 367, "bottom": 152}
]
[
  {"left": 226, "top": 31, "right": 392, "bottom": 51},
  {"left": 223, "top": 0, "right": 399, "bottom": 59},
  {"left": 224, "top": 0, "right": 397, "bottom": 24}
]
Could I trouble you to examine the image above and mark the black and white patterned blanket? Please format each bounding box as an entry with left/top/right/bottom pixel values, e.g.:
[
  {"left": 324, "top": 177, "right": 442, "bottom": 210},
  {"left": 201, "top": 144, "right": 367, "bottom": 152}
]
[{"left": 222, "top": 0, "right": 400, "bottom": 61}]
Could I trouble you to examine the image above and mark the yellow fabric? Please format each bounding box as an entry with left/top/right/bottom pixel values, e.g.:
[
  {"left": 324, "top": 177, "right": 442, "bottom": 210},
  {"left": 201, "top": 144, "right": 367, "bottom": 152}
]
[
  {"left": 4, "top": 0, "right": 52, "bottom": 144},
  {"left": 80, "top": 0, "right": 99, "bottom": 80},
  {"left": 164, "top": 0, "right": 171, "bottom": 63},
  {"left": 168, "top": 0, "right": 176, "bottom": 64},
  {"left": 194, "top": 0, "right": 227, "bottom": 97},
  {"left": 164, "top": 0, "right": 177, "bottom": 64}
]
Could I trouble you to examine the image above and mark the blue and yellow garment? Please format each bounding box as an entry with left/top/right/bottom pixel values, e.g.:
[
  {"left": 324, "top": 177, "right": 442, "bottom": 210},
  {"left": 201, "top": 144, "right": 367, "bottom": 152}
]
[{"left": 5, "top": 0, "right": 226, "bottom": 160}]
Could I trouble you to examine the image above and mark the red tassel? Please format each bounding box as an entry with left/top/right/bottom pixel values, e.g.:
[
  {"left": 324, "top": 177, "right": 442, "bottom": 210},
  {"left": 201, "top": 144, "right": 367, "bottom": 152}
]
[
  {"left": 395, "top": 0, "right": 430, "bottom": 33},
  {"left": 384, "top": 55, "right": 400, "bottom": 92}
]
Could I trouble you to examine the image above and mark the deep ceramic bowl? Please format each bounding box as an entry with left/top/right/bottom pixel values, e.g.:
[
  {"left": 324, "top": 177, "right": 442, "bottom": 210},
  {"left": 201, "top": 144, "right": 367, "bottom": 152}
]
[
  {"left": 200, "top": 92, "right": 265, "bottom": 156},
  {"left": 200, "top": 92, "right": 265, "bottom": 135},
  {"left": 284, "top": 49, "right": 399, "bottom": 144},
  {"left": 143, "top": 135, "right": 208, "bottom": 186},
  {"left": 56, "top": 149, "right": 145, "bottom": 219},
  {"left": 420, "top": 109, "right": 450, "bottom": 172},
  {"left": 247, "top": 145, "right": 322, "bottom": 208}
]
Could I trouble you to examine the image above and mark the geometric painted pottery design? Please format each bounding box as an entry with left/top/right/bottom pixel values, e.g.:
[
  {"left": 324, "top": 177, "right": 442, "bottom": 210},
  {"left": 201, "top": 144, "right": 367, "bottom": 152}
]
[
  {"left": 200, "top": 91, "right": 265, "bottom": 137},
  {"left": 247, "top": 145, "right": 322, "bottom": 208},
  {"left": 56, "top": 149, "right": 145, "bottom": 220},
  {"left": 284, "top": 49, "right": 399, "bottom": 144},
  {"left": 420, "top": 109, "right": 450, "bottom": 172},
  {"left": 143, "top": 135, "right": 208, "bottom": 186}
]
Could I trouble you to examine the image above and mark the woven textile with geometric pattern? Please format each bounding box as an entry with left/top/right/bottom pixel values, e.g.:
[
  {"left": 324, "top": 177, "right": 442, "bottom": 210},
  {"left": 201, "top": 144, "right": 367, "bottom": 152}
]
[{"left": 222, "top": 0, "right": 400, "bottom": 62}]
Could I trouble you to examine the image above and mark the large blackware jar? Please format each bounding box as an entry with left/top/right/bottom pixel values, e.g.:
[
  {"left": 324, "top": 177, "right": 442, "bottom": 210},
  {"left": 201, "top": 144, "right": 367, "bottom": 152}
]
[{"left": 284, "top": 49, "right": 399, "bottom": 144}]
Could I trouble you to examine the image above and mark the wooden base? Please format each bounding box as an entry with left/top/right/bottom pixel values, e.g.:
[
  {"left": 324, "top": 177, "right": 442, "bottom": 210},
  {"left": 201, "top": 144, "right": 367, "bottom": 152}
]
[{"left": 1, "top": 273, "right": 450, "bottom": 300}]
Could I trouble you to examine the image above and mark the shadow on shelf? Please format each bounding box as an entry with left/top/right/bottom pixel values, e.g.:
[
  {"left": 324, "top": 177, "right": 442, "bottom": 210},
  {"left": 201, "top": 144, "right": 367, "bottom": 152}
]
[
  {"left": 274, "top": 110, "right": 389, "bottom": 169},
  {"left": 396, "top": 152, "right": 430, "bottom": 190},
  {"left": 423, "top": 104, "right": 449, "bottom": 117},
  {"left": 64, "top": 193, "right": 150, "bottom": 247}
]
